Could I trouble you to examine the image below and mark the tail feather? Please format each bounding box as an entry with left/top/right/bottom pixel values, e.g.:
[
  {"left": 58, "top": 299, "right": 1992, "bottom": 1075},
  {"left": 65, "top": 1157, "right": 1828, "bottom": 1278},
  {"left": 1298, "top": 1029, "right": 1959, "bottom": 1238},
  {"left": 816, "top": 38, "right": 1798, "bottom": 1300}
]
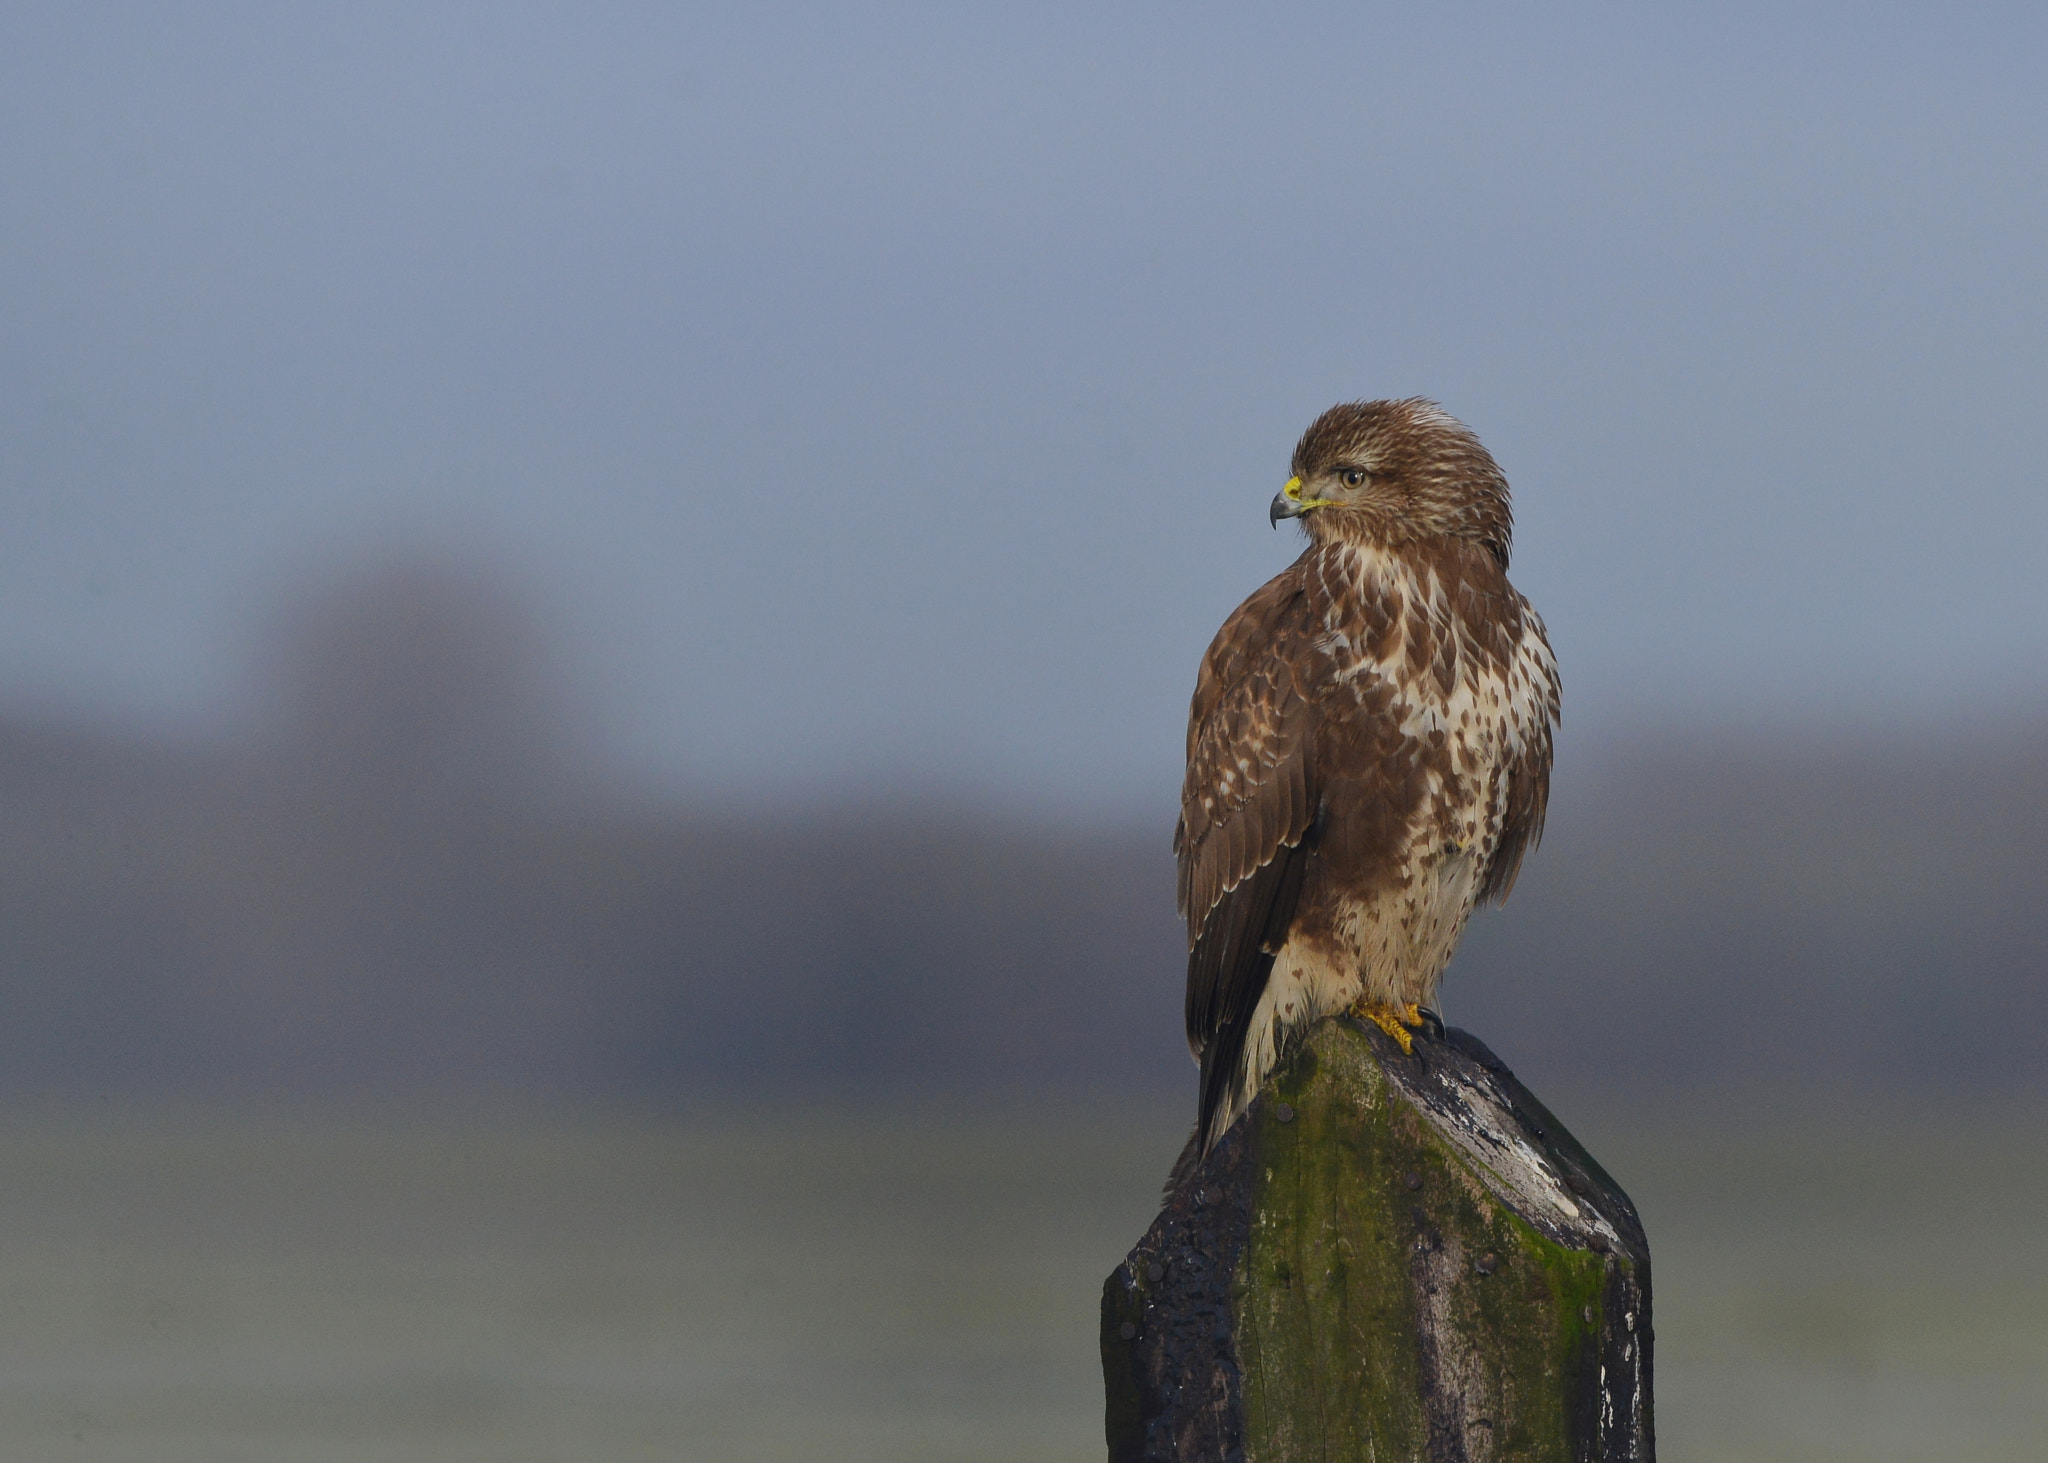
[{"left": 1190, "top": 833, "right": 1311, "bottom": 1156}]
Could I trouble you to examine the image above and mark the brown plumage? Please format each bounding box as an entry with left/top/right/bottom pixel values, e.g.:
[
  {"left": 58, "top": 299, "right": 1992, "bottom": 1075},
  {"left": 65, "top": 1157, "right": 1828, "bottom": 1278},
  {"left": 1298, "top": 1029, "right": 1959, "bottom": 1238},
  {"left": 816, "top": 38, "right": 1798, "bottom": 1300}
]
[{"left": 1176, "top": 399, "right": 1560, "bottom": 1155}]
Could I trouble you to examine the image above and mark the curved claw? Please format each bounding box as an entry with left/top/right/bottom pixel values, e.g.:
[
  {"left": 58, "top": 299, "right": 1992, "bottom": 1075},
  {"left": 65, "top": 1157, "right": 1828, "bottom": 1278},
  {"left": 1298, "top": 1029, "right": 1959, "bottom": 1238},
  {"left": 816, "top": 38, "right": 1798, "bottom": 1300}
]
[{"left": 1348, "top": 999, "right": 1425, "bottom": 1055}]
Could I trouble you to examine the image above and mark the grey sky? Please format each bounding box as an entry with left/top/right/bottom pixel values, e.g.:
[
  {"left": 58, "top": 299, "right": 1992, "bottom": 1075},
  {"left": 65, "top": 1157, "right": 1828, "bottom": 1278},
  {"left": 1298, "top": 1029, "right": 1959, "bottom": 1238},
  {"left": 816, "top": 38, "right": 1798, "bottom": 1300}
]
[{"left": 4, "top": 3, "right": 2044, "bottom": 812}]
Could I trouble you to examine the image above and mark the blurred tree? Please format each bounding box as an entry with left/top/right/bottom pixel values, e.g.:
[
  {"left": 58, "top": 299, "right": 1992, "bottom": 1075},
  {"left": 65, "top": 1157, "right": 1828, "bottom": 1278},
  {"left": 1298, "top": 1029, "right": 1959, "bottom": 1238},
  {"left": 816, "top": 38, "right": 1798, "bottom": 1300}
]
[{"left": 259, "top": 558, "right": 569, "bottom": 812}]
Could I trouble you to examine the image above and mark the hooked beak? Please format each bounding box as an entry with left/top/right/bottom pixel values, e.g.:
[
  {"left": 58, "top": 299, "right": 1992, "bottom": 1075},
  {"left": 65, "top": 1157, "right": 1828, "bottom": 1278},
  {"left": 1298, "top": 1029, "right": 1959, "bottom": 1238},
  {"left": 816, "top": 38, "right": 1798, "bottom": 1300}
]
[{"left": 1270, "top": 475, "right": 1308, "bottom": 528}]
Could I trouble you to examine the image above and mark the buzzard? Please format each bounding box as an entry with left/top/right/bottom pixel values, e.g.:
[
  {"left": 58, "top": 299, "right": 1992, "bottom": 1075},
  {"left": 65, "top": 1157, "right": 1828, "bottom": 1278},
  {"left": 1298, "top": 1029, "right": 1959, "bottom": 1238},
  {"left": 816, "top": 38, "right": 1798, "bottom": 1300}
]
[{"left": 1177, "top": 399, "right": 1560, "bottom": 1155}]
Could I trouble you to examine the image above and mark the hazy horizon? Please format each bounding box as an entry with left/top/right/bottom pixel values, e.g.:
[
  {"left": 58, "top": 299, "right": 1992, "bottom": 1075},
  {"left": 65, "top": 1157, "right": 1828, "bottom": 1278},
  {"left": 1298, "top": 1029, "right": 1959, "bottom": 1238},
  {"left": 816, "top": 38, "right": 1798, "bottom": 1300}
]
[{"left": 1, "top": 575, "right": 2040, "bottom": 1111}]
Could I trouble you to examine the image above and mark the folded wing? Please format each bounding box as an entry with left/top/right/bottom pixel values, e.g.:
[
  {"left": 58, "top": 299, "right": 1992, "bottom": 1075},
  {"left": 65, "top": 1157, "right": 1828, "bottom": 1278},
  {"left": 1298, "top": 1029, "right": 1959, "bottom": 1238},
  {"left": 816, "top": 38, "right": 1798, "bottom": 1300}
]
[{"left": 1175, "top": 570, "right": 1320, "bottom": 1153}]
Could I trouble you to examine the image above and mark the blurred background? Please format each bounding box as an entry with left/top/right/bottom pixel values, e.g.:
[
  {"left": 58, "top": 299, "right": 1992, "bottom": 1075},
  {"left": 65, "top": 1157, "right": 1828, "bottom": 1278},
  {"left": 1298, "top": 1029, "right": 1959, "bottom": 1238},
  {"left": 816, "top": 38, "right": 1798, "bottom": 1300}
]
[{"left": 2, "top": 3, "right": 2044, "bottom": 1459}]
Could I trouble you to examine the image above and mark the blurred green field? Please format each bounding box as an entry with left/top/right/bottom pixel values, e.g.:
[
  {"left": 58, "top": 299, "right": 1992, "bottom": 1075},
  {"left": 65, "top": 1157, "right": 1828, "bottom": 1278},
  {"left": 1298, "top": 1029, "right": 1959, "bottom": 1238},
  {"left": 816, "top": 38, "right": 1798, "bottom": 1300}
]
[{"left": 0, "top": 1098, "right": 2043, "bottom": 1462}]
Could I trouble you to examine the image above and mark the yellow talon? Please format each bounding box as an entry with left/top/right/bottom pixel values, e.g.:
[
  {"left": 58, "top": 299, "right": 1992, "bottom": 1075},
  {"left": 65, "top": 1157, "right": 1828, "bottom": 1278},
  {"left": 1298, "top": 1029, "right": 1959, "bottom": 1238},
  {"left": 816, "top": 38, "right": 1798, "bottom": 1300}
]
[{"left": 1348, "top": 1000, "right": 1424, "bottom": 1055}]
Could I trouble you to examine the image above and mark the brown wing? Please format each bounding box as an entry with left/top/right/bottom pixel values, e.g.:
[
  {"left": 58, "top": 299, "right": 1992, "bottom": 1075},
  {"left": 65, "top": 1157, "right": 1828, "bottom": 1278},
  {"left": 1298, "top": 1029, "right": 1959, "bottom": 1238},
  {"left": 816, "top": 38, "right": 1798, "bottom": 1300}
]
[
  {"left": 1175, "top": 564, "right": 1320, "bottom": 1152},
  {"left": 1477, "top": 598, "right": 1559, "bottom": 905}
]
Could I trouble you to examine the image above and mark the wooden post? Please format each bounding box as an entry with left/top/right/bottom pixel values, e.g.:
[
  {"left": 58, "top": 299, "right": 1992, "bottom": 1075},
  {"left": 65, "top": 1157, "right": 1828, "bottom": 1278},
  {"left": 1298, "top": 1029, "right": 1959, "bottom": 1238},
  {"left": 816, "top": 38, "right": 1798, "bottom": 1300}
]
[{"left": 1102, "top": 1019, "right": 1653, "bottom": 1462}]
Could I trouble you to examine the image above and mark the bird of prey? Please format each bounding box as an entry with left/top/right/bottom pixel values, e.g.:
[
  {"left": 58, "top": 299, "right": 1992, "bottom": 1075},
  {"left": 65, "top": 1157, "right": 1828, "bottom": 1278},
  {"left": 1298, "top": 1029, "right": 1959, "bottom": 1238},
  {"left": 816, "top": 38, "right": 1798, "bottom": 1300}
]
[{"left": 1176, "top": 399, "right": 1560, "bottom": 1156}]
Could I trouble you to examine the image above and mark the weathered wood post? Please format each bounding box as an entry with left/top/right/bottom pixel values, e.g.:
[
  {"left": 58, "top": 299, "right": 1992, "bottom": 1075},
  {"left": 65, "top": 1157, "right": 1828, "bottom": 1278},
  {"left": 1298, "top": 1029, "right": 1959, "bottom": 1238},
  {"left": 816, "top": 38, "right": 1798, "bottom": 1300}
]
[{"left": 1102, "top": 1018, "right": 1652, "bottom": 1462}]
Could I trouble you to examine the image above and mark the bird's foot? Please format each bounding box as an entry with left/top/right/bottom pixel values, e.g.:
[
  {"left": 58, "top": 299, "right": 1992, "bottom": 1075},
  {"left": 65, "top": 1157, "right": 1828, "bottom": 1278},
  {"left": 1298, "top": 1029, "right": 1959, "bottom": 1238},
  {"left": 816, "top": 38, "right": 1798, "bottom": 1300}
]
[{"left": 1348, "top": 999, "right": 1425, "bottom": 1055}]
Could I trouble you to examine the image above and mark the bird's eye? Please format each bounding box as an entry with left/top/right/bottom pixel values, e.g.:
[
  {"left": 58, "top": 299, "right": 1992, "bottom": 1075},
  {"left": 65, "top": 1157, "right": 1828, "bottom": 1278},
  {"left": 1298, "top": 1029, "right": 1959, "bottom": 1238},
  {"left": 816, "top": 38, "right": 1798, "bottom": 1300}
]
[{"left": 1340, "top": 469, "right": 1367, "bottom": 488}]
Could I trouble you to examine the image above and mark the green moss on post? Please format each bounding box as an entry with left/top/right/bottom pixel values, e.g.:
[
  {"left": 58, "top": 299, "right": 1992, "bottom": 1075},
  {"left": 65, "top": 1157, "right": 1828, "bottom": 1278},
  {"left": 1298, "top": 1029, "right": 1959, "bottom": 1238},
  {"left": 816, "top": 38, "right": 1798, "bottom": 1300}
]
[{"left": 1104, "top": 1020, "right": 1652, "bottom": 1462}]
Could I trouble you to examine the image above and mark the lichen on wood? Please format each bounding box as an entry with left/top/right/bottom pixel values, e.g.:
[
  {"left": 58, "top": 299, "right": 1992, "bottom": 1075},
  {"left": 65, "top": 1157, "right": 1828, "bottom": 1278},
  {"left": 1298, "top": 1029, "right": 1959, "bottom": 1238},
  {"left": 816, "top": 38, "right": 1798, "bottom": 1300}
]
[{"left": 1104, "top": 1018, "right": 1652, "bottom": 1462}]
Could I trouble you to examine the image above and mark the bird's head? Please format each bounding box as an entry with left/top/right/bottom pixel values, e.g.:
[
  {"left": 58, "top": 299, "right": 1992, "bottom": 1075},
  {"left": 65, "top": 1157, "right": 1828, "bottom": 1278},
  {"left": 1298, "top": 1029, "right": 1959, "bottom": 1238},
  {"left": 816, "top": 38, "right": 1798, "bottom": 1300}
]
[{"left": 1270, "top": 398, "right": 1513, "bottom": 567}]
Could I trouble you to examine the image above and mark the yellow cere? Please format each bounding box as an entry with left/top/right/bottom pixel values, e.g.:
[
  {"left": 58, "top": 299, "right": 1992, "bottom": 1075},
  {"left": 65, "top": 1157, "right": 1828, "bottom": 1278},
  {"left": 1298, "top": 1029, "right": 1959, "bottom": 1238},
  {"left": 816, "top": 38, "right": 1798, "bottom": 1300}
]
[{"left": 1283, "top": 474, "right": 1341, "bottom": 512}]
